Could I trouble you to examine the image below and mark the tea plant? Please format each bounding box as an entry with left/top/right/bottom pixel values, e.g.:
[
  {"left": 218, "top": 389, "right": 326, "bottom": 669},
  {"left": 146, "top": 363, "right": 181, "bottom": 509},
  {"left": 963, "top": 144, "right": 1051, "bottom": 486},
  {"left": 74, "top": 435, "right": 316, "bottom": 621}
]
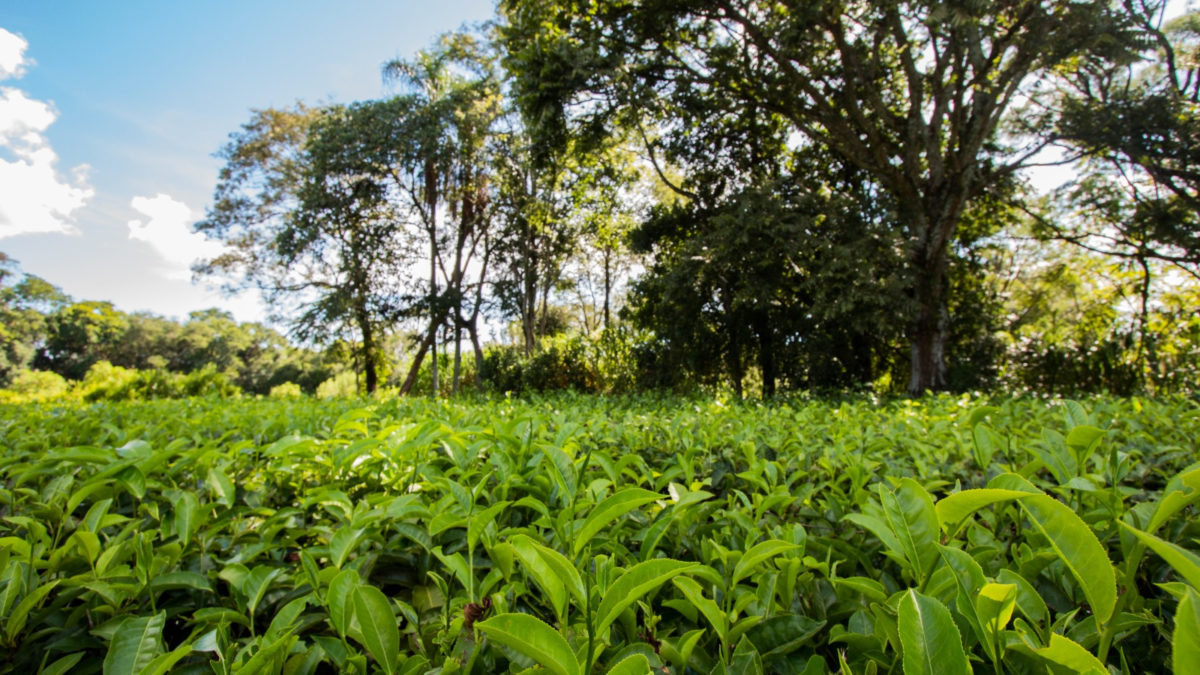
[{"left": 0, "top": 393, "right": 1197, "bottom": 673}]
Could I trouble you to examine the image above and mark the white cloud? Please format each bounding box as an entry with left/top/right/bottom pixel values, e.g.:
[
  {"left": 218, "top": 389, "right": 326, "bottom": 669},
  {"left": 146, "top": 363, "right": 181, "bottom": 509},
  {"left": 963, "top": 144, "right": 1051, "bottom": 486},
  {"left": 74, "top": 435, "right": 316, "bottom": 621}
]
[
  {"left": 0, "top": 28, "right": 29, "bottom": 81},
  {"left": 127, "top": 193, "right": 225, "bottom": 280},
  {"left": 0, "top": 28, "right": 93, "bottom": 239}
]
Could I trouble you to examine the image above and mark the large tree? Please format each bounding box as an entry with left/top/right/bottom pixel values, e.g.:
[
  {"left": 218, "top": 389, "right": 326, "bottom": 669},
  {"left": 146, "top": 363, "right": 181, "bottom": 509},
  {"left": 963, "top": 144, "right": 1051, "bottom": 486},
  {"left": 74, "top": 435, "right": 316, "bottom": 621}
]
[
  {"left": 502, "top": 0, "right": 1127, "bottom": 393},
  {"left": 195, "top": 103, "right": 411, "bottom": 393}
]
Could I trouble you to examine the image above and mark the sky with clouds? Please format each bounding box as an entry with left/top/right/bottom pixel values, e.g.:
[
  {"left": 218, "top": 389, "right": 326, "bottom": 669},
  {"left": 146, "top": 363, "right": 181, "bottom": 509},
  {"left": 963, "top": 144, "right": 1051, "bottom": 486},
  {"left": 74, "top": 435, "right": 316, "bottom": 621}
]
[{"left": 0, "top": 1, "right": 495, "bottom": 323}]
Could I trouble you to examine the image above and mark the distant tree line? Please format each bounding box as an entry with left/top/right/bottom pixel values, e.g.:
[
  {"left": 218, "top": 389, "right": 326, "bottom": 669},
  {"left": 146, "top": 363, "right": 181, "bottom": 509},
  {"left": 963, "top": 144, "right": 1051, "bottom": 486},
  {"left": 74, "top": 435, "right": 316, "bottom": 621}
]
[{"left": 0, "top": 253, "right": 340, "bottom": 396}]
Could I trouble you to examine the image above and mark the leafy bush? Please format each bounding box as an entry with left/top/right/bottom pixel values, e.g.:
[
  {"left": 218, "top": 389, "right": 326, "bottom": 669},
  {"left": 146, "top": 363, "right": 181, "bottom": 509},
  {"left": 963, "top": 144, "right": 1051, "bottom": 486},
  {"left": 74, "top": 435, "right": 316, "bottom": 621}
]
[
  {"left": 75, "top": 361, "right": 242, "bottom": 401},
  {"left": 1, "top": 395, "right": 1199, "bottom": 672},
  {"left": 177, "top": 364, "right": 241, "bottom": 397},
  {"left": 481, "top": 330, "right": 640, "bottom": 394},
  {"left": 268, "top": 381, "right": 303, "bottom": 399},
  {"left": 0, "top": 368, "right": 71, "bottom": 403},
  {"left": 79, "top": 360, "right": 141, "bottom": 401},
  {"left": 316, "top": 370, "right": 357, "bottom": 398}
]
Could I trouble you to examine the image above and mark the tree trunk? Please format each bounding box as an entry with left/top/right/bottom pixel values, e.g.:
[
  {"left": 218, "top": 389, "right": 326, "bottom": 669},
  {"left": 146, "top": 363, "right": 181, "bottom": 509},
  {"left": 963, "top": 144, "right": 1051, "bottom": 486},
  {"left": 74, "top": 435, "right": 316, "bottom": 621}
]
[
  {"left": 907, "top": 256, "right": 949, "bottom": 396},
  {"left": 852, "top": 332, "right": 873, "bottom": 385},
  {"left": 467, "top": 318, "right": 484, "bottom": 383},
  {"left": 603, "top": 247, "right": 612, "bottom": 330},
  {"left": 356, "top": 310, "right": 378, "bottom": 394},
  {"left": 452, "top": 325, "right": 462, "bottom": 395},
  {"left": 522, "top": 237, "right": 538, "bottom": 355},
  {"left": 721, "top": 288, "right": 743, "bottom": 399},
  {"left": 468, "top": 240, "right": 490, "bottom": 384},
  {"left": 399, "top": 316, "right": 439, "bottom": 396},
  {"left": 754, "top": 312, "right": 776, "bottom": 399},
  {"left": 427, "top": 158, "right": 439, "bottom": 398}
]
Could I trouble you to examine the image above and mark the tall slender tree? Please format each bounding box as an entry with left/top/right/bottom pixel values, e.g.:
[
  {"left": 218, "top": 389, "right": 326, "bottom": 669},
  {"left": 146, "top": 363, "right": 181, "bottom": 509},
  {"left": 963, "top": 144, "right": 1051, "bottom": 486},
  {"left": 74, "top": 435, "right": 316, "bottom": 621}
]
[{"left": 384, "top": 32, "right": 502, "bottom": 395}]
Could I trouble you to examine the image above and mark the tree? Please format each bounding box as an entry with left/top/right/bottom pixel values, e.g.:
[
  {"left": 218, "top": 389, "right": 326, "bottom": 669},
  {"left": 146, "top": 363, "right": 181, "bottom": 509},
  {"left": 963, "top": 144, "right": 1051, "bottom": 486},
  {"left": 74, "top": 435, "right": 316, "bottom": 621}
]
[
  {"left": 1044, "top": 4, "right": 1200, "bottom": 273},
  {"left": 0, "top": 254, "right": 67, "bottom": 383},
  {"left": 629, "top": 150, "right": 910, "bottom": 397},
  {"left": 383, "top": 32, "right": 502, "bottom": 395},
  {"left": 36, "top": 301, "right": 129, "bottom": 379},
  {"left": 195, "top": 105, "right": 320, "bottom": 291},
  {"left": 196, "top": 103, "right": 413, "bottom": 394},
  {"left": 289, "top": 101, "right": 423, "bottom": 393},
  {"left": 563, "top": 144, "right": 645, "bottom": 335},
  {"left": 501, "top": 0, "right": 1127, "bottom": 393}
]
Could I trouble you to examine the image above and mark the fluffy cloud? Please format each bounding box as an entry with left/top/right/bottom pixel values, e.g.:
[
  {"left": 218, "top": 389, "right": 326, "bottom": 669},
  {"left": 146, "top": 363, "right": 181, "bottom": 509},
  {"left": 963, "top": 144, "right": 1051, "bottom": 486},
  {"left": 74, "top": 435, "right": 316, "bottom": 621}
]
[
  {"left": 0, "top": 27, "right": 93, "bottom": 238},
  {"left": 127, "top": 193, "right": 225, "bottom": 280},
  {"left": 0, "top": 28, "right": 29, "bottom": 80}
]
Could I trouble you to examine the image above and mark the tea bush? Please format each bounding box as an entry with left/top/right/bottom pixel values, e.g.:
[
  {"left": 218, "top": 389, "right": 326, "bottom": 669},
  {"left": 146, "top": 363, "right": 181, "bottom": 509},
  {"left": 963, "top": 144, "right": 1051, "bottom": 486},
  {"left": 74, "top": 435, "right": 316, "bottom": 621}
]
[{"left": 0, "top": 393, "right": 1197, "bottom": 673}]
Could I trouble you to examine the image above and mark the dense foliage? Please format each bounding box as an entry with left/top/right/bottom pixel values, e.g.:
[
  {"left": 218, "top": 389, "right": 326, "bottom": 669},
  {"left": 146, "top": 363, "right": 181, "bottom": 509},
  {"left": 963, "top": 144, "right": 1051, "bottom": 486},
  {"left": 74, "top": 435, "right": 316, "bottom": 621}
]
[
  {"left": 0, "top": 256, "right": 339, "bottom": 396},
  {"left": 1, "top": 394, "right": 1199, "bottom": 673}
]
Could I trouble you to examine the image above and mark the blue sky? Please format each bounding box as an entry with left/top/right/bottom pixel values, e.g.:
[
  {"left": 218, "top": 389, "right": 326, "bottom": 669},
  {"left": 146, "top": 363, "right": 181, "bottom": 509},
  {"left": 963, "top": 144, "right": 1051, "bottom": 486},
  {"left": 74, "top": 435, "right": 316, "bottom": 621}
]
[{"left": 0, "top": 1, "right": 496, "bottom": 322}]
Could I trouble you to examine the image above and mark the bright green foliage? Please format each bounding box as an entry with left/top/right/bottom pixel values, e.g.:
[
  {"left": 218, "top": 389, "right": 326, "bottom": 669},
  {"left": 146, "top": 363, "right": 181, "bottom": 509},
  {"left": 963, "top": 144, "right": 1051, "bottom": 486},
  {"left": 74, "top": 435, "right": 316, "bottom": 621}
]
[
  {"left": 0, "top": 393, "right": 1197, "bottom": 672},
  {"left": 898, "top": 589, "right": 971, "bottom": 675}
]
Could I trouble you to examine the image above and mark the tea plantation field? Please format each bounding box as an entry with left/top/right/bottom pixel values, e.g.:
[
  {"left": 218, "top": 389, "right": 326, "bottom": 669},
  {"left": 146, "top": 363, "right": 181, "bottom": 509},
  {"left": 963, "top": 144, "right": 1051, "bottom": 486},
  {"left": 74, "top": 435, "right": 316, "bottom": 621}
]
[{"left": 1, "top": 394, "right": 1199, "bottom": 674}]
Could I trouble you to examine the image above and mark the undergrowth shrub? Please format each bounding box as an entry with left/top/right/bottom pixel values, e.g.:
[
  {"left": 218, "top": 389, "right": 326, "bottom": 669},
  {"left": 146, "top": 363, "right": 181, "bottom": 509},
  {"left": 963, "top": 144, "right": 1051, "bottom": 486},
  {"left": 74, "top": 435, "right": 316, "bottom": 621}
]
[
  {"left": 269, "top": 381, "right": 303, "bottom": 399},
  {"left": 0, "top": 369, "right": 70, "bottom": 403}
]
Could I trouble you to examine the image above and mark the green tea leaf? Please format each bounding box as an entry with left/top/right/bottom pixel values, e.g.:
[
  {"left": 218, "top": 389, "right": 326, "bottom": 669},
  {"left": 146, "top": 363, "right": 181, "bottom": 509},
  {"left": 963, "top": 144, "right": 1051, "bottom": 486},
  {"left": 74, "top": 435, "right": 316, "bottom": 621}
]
[
  {"left": 937, "top": 545, "right": 987, "bottom": 650},
  {"left": 573, "top": 488, "right": 662, "bottom": 557},
  {"left": 997, "top": 568, "right": 1050, "bottom": 628},
  {"left": 207, "top": 466, "right": 236, "bottom": 506},
  {"left": 595, "top": 558, "right": 697, "bottom": 637},
  {"left": 512, "top": 534, "right": 585, "bottom": 620},
  {"left": 326, "top": 568, "right": 360, "bottom": 637},
  {"left": 265, "top": 596, "right": 309, "bottom": 641},
  {"left": 102, "top": 612, "right": 165, "bottom": 675},
  {"left": 879, "top": 479, "right": 939, "bottom": 584},
  {"left": 731, "top": 540, "right": 799, "bottom": 586},
  {"left": 174, "top": 490, "right": 201, "bottom": 543},
  {"left": 1065, "top": 425, "right": 1105, "bottom": 466},
  {"left": 352, "top": 585, "right": 400, "bottom": 675},
  {"left": 330, "top": 527, "right": 365, "bottom": 569},
  {"left": 1176, "top": 589, "right": 1200, "bottom": 675},
  {"left": 729, "top": 636, "right": 764, "bottom": 675},
  {"left": 975, "top": 583, "right": 1016, "bottom": 657},
  {"left": 843, "top": 513, "right": 905, "bottom": 561},
  {"left": 41, "top": 652, "right": 83, "bottom": 675},
  {"left": 897, "top": 590, "right": 970, "bottom": 675},
  {"left": 935, "top": 489, "right": 1033, "bottom": 536},
  {"left": 972, "top": 424, "right": 1003, "bottom": 469},
  {"left": 661, "top": 628, "right": 705, "bottom": 672},
  {"left": 1017, "top": 633, "right": 1106, "bottom": 674},
  {"left": 744, "top": 613, "right": 825, "bottom": 657},
  {"left": 477, "top": 613, "right": 579, "bottom": 675},
  {"left": 243, "top": 565, "right": 283, "bottom": 618},
  {"left": 1120, "top": 522, "right": 1200, "bottom": 588},
  {"left": 604, "top": 653, "right": 651, "bottom": 675},
  {"left": 1148, "top": 465, "right": 1200, "bottom": 534},
  {"left": 431, "top": 547, "right": 473, "bottom": 592},
  {"left": 138, "top": 642, "right": 194, "bottom": 675},
  {"left": 671, "top": 576, "right": 727, "bottom": 641},
  {"left": 542, "top": 444, "right": 578, "bottom": 504},
  {"left": 1020, "top": 494, "right": 1116, "bottom": 624},
  {"left": 468, "top": 500, "right": 509, "bottom": 550},
  {"left": 149, "top": 571, "right": 212, "bottom": 593},
  {"left": 5, "top": 579, "right": 58, "bottom": 641}
]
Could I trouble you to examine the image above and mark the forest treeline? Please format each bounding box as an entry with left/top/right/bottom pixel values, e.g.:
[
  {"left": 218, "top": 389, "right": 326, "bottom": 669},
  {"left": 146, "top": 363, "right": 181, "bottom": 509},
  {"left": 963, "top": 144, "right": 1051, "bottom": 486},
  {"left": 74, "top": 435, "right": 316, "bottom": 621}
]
[
  {"left": 0, "top": 253, "right": 348, "bottom": 400},
  {"left": 6, "top": 0, "right": 1200, "bottom": 400}
]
